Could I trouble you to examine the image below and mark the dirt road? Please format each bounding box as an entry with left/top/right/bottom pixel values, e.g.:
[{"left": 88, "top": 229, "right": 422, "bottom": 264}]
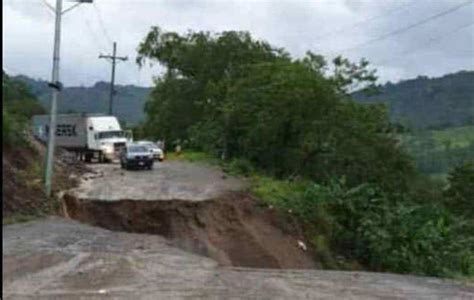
[
  {"left": 3, "top": 161, "right": 474, "bottom": 299},
  {"left": 4, "top": 217, "right": 473, "bottom": 299},
  {"left": 70, "top": 161, "right": 247, "bottom": 201}
]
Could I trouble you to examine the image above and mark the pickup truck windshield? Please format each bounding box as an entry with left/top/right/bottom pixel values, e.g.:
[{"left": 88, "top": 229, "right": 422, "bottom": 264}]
[
  {"left": 140, "top": 143, "right": 158, "bottom": 149},
  {"left": 128, "top": 146, "right": 148, "bottom": 153},
  {"left": 98, "top": 131, "right": 124, "bottom": 139}
]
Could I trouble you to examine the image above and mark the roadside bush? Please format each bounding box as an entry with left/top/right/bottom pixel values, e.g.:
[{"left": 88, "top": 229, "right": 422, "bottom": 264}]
[
  {"left": 227, "top": 158, "right": 255, "bottom": 176},
  {"left": 265, "top": 177, "right": 474, "bottom": 277},
  {"left": 3, "top": 108, "right": 28, "bottom": 147},
  {"left": 444, "top": 162, "right": 474, "bottom": 218}
]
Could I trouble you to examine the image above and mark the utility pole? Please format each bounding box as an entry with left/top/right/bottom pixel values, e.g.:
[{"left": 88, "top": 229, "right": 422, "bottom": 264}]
[
  {"left": 43, "top": 0, "right": 93, "bottom": 197},
  {"left": 99, "top": 42, "right": 128, "bottom": 115}
]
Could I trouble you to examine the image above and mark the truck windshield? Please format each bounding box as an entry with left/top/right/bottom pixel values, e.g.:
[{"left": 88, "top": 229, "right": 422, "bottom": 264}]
[
  {"left": 98, "top": 131, "right": 124, "bottom": 139},
  {"left": 128, "top": 146, "right": 148, "bottom": 153}
]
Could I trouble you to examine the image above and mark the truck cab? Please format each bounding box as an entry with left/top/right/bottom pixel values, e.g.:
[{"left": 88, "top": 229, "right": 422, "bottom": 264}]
[{"left": 87, "top": 116, "right": 128, "bottom": 161}]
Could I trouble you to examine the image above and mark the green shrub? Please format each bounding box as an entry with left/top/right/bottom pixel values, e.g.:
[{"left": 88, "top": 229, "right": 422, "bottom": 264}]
[
  {"left": 3, "top": 108, "right": 28, "bottom": 147},
  {"left": 251, "top": 176, "right": 308, "bottom": 206},
  {"left": 444, "top": 162, "right": 474, "bottom": 218},
  {"left": 332, "top": 180, "right": 471, "bottom": 277},
  {"left": 227, "top": 158, "right": 255, "bottom": 176},
  {"left": 265, "top": 177, "right": 474, "bottom": 277}
]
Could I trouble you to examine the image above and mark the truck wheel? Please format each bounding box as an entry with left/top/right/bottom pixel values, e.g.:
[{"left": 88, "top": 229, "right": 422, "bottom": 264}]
[{"left": 85, "top": 153, "right": 93, "bottom": 163}]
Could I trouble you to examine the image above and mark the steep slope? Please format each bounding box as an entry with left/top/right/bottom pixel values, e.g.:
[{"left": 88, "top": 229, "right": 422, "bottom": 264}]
[{"left": 3, "top": 134, "right": 87, "bottom": 221}]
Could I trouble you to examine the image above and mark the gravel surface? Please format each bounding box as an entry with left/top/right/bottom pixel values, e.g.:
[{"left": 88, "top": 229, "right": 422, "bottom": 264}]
[
  {"left": 4, "top": 217, "right": 473, "bottom": 299},
  {"left": 69, "top": 161, "right": 247, "bottom": 201}
]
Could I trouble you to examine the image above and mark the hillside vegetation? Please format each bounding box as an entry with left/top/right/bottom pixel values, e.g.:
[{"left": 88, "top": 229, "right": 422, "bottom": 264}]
[
  {"left": 135, "top": 27, "right": 474, "bottom": 279},
  {"left": 354, "top": 71, "right": 474, "bottom": 129},
  {"left": 401, "top": 125, "right": 474, "bottom": 176},
  {"left": 3, "top": 71, "right": 45, "bottom": 146},
  {"left": 3, "top": 71, "right": 84, "bottom": 222},
  {"left": 14, "top": 75, "right": 151, "bottom": 125}
]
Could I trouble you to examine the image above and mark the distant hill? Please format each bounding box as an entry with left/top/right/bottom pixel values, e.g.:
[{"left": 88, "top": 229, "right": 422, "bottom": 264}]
[
  {"left": 13, "top": 70, "right": 474, "bottom": 129},
  {"left": 353, "top": 70, "right": 474, "bottom": 129},
  {"left": 14, "top": 75, "right": 152, "bottom": 126}
]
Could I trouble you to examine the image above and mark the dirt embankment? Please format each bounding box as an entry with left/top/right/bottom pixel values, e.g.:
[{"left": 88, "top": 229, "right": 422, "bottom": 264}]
[
  {"left": 3, "top": 135, "right": 88, "bottom": 218},
  {"left": 62, "top": 192, "right": 317, "bottom": 269}
]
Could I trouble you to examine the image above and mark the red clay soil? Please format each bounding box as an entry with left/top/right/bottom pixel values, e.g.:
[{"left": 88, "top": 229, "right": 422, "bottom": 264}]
[{"left": 62, "top": 192, "right": 319, "bottom": 269}]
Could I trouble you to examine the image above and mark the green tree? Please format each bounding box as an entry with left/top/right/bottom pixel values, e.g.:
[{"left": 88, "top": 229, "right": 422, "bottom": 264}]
[
  {"left": 3, "top": 71, "right": 45, "bottom": 147},
  {"left": 136, "top": 28, "right": 414, "bottom": 191},
  {"left": 444, "top": 162, "right": 474, "bottom": 218}
]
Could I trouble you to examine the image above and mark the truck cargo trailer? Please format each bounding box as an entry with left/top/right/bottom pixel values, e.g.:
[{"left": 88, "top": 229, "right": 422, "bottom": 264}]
[{"left": 33, "top": 113, "right": 128, "bottom": 162}]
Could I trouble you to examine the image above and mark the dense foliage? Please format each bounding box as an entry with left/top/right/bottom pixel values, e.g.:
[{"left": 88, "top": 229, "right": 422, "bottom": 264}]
[
  {"left": 3, "top": 71, "right": 45, "bottom": 146},
  {"left": 137, "top": 27, "right": 413, "bottom": 191},
  {"left": 402, "top": 127, "right": 474, "bottom": 175},
  {"left": 287, "top": 180, "right": 473, "bottom": 277},
  {"left": 444, "top": 162, "right": 474, "bottom": 218},
  {"left": 354, "top": 71, "right": 474, "bottom": 129},
  {"left": 137, "top": 28, "right": 472, "bottom": 278}
]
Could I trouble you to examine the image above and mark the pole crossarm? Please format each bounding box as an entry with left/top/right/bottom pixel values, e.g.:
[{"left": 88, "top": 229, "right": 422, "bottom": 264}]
[{"left": 99, "top": 54, "right": 128, "bottom": 61}]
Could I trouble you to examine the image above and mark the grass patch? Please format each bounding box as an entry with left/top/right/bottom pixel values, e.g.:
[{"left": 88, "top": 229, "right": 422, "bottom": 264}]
[
  {"left": 16, "top": 160, "right": 43, "bottom": 190},
  {"left": 166, "top": 151, "right": 217, "bottom": 163},
  {"left": 251, "top": 175, "right": 308, "bottom": 205},
  {"left": 432, "top": 125, "right": 474, "bottom": 149},
  {"left": 3, "top": 213, "right": 43, "bottom": 225}
]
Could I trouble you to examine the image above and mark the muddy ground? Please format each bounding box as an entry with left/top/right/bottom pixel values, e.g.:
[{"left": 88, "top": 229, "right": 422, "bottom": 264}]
[{"left": 3, "top": 161, "right": 474, "bottom": 299}]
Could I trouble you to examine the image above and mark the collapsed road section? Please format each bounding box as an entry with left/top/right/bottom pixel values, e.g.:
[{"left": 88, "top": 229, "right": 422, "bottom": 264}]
[
  {"left": 5, "top": 161, "right": 474, "bottom": 299},
  {"left": 62, "top": 161, "right": 316, "bottom": 269}
]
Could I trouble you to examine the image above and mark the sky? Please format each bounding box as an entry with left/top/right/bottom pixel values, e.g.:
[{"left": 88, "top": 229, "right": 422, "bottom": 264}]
[{"left": 3, "top": 0, "right": 474, "bottom": 87}]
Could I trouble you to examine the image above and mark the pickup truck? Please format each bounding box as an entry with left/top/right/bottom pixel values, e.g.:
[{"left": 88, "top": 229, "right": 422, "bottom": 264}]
[{"left": 120, "top": 144, "right": 154, "bottom": 170}]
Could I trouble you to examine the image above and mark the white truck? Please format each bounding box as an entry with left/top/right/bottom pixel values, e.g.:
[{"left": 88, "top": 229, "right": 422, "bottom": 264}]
[{"left": 33, "top": 113, "right": 130, "bottom": 162}]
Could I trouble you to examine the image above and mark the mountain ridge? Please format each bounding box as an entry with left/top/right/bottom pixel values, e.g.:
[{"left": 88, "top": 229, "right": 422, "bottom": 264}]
[
  {"left": 353, "top": 70, "right": 474, "bottom": 129},
  {"left": 13, "top": 75, "right": 152, "bottom": 126},
  {"left": 13, "top": 70, "right": 474, "bottom": 129}
]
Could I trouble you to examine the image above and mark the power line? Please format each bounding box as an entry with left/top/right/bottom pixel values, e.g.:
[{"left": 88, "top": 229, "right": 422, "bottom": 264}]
[
  {"left": 41, "top": 0, "right": 55, "bottom": 17},
  {"left": 338, "top": 0, "right": 474, "bottom": 53},
  {"left": 313, "top": 0, "right": 416, "bottom": 41},
  {"left": 80, "top": 6, "right": 109, "bottom": 53},
  {"left": 92, "top": 2, "right": 113, "bottom": 46},
  {"left": 375, "top": 21, "right": 474, "bottom": 66}
]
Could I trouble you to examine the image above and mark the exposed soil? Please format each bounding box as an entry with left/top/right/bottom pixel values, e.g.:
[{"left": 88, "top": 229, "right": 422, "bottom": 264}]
[
  {"left": 3, "top": 134, "right": 89, "bottom": 218},
  {"left": 62, "top": 192, "right": 317, "bottom": 269}
]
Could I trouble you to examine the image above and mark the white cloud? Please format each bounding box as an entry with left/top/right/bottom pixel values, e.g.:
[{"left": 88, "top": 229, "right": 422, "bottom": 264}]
[{"left": 3, "top": 0, "right": 474, "bottom": 87}]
